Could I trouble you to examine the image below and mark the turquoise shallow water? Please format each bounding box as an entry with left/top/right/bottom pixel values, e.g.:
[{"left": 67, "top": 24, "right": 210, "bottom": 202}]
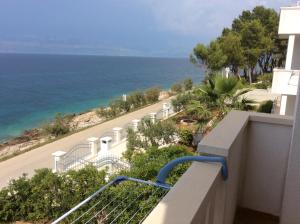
[{"left": 0, "top": 53, "right": 203, "bottom": 141}]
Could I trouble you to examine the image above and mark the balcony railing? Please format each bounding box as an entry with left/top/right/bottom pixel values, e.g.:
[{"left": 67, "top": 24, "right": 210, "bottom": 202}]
[{"left": 271, "top": 68, "right": 300, "bottom": 95}]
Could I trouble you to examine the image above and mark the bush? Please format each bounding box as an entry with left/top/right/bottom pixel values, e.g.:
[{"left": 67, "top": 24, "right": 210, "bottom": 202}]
[
  {"left": 183, "top": 78, "right": 193, "bottom": 91},
  {"left": 145, "top": 87, "right": 161, "bottom": 103},
  {"left": 127, "top": 91, "right": 147, "bottom": 108},
  {"left": 125, "top": 118, "right": 177, "bottom": 160},
  {"left": 171, "top": 93, "right": 192, "bottom": 112},
  {"left": 0, "top": 166, "right": 106, "bottom": 223},
  {"left": 178, "top": 128, "right": 194, "bottom": 146},
  {"left": 257, "top": 100, "right": 273, "bottom": 113},
  {"left": 171, "top": 83, "right": 182, "bottom": 93},
  {"left": 0, "top": 146, "right": 193, "bottom": 223},
  {"left": 255, "top": 73, "right": 273, "bottom": 89},
  {"left": 43, "top": 113, "right": 70, "bottom": 137}
]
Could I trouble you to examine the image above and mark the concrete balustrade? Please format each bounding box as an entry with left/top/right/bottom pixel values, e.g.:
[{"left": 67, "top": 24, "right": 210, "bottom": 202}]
[
  {"left": 113, "top": 127, "right": 123, "bottom": 143},
  {"left": 163, "top": 103, "right": 170, "bottom": 119},
  {"left": 52, "top": 150, "right": 66, "bottom": 173},
  {"left": 132, "top": 119, "right": 140, "bottom": 132},
  {"left": 87, "top": 137, "right": 99, "bottom": 156},
  {"left": 149, "top": 112, "right": 157, "bottom": 124},
  {"left": 100, "top": 136, "right": 112, "bottom": 155}
]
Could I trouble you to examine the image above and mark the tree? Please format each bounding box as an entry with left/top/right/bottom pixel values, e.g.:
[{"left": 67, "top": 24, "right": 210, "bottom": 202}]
[
  {"left": 240, "top": 20, "right": 266, "bottom": 82},
  {"left": 191, "top": 6, "right": 286, "bottom": 82},
  {"left": 219, "top": 32, "right": 244, "bottom": 76},
  {"left": 190, "top": 41, "right": 227, "bottom": 73}
]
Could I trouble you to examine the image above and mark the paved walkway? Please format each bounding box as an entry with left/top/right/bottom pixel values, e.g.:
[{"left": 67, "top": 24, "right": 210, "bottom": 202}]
[{"left": 0, "top": 99, "right": 171, "bottom": 188}]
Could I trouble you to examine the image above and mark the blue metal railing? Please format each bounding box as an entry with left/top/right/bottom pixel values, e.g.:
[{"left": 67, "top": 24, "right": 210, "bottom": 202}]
[{"left": 52, "top": 155, "right": 227, "bottom": 224}]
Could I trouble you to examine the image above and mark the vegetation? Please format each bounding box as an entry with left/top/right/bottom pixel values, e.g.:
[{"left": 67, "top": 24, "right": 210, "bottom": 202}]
[
  {"left": 96, "top": 88, "right": 160, "bottom": 119},
  {"left": 257, "top": 100, "right": 273, "bottom": 113},
  {"left": 171, "top": 83, "right": 183, "bottom": 94},
  {"left": 178, "top": 128, "right": 194, "bottom": 146},
  {"left": 255, "top": 73, "right": 273, "bottom": 89},
  {"left": 43, "top": 113, "right": 72, "bottom": 137},
  {"left": 0, "top": 146, "right": 192, "bottom": 223},
  {"left": 125, "top": 118, "right": 177, "bottom": 160},
  {"left": 183, "top": 78, "right": 193, "bottom": 91},
  {"left": 190, "top": 6, "right": 286, "bottom": 82}
]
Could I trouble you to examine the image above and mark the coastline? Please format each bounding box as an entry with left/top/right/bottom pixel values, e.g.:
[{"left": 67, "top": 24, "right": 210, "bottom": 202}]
[{"left": 0, "top": 90, "right": 172, "bottom": 161}]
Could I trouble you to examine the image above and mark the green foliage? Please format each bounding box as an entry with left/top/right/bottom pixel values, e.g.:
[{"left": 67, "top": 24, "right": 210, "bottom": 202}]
[
  {"left": 127, "top": 90, "right": 147, "bottom": 108},
  {"left": 124, "top": 145, "right": 193, "bottom": 182},
  {"left": 125, "top": 119, "right": 177, "bottom": 161},
  {"left": 178, "top": 129, "right": 194, "bottom": 146},
  {"left": 255, "top": 73, "right": 273, "bottom": 89},
  {"left": 0, "top": 146, "right": 193, "bottom": 223},
  {"left": 43, "top": 113, "right": 70, "bottom": 137},
  {"left": 191, "top": 41, "right": 227, "bottom": 72},
  {"left": 219, "top": 31, "right": 244, "bottom": 75},
  {"left": 0, "top": 166, "right": 106, "bottom": 223},
  {"left": 257, "top": 100, "right": 273, "bottom": 113},
  {"left": 171, "top": 93, "right": 193, "bottom": 112},
  {"left": 171, "top": 83, "right": 183, "bottom": 93},
  {"left": 145, "top": 86, "right": 161, "bottom": 103},
  {"left": 191, "top": 6, "right": 286, "bottom": 81},
  {"left": 186, "top": 100, "right": 212, "bottom": 121},
  {"left": 183, "top": 78, "right": 193, "bottom": 91}
]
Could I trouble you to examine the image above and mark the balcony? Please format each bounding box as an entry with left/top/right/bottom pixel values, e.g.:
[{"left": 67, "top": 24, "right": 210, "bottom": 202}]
[
  {"left": 278, "top": 4, "right": 300, "bottom": 37},
  {"left": 271, "top": 68, "right": 299, "bottom": 95},
  {"left": 143, "top": 111, "right": 294, "bottom": 224}
]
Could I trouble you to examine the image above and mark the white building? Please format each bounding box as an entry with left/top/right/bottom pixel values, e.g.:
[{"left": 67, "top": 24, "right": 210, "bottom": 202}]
[{"left": 272, "top": 2, "right": 300, "bottom": 115}]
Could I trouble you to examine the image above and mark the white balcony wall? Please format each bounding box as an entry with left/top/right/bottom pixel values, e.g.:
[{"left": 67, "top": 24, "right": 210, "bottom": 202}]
[
  {"left": 271, "top": 69, "right": 299, "bottom": 95},
  {"left": 143, "top": 112, "right": 294, "bottom": 224},
  {"left": 278, "top": 7, "right": 300, "bottom": 36}
]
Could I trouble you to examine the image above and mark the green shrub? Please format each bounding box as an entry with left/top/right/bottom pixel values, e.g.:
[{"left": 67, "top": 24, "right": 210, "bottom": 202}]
[
  {"left": 0, "top": 146, "right": 193, "bottom": 223},
  {"left": 0, "top": 166, "right": 106, "bottom": 223},
  {"left": 127, "top": 91, "right": 147, "bottom": 108},
  {"left": 125, "top": 118, "right": 177, "bottom": 160},
  {"left": 256, "top": 73, "right": 273, "bottom": 89},
  {"left": 171, "top": 93, "right": 192, "bottom": 112},
  {"left": 257, "top": 100, "right": 273, "bottom": 113},
  {"left": 178, "top": 128, "right": 194, "bottom": 146},
  {"left": 43, "top": 113, "right": 70, "bottom": 137},
  {"left": 145, "top": 86, "right": 161, "bottom": 103}
]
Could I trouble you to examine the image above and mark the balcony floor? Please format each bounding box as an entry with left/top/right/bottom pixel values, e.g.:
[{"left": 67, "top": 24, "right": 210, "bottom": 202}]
[{"left": 234, "top": 207, "right": 279, "bottom": 224}]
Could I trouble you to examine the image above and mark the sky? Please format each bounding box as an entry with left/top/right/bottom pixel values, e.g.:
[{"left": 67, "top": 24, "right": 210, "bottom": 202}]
[{"left": 0, "top": 0, "right": 295, "bottom": 57}]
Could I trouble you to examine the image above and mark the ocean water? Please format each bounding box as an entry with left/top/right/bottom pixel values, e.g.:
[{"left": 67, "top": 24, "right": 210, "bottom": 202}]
[{"left": 0, "top": 53, "right": 203, "bottom": 141}]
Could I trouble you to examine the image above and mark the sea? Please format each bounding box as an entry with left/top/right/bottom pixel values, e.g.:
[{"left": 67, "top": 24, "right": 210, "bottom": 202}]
[{"left": 0, "top": 53, "right": 204, "bottom": 141}]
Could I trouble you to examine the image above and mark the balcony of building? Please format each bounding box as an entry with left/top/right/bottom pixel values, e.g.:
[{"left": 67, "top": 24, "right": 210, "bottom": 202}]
[
  {"left": 271, "top": 68, "right": 300, "bottom": 95},
  {"left": 278, "top": 2, "right": 300, "bottom": 37},
  {"left": 143, "top": 111, "right": 299, "bottom": 224}
]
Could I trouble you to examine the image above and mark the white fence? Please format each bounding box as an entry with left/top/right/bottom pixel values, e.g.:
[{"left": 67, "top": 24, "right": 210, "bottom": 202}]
[{"left": 52, "top": 103, "right": 175, "bottom": 173}]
